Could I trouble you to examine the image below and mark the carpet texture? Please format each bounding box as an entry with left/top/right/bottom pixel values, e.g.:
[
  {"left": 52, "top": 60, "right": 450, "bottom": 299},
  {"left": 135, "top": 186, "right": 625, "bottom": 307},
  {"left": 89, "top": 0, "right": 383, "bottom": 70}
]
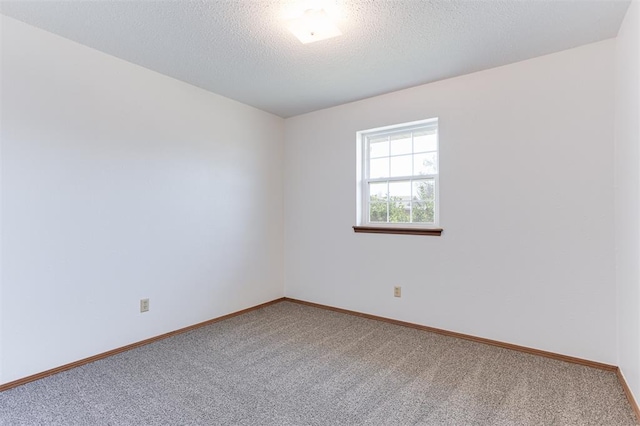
[{"left": 0, "top": 301, "right": 637, "bottom": 425}]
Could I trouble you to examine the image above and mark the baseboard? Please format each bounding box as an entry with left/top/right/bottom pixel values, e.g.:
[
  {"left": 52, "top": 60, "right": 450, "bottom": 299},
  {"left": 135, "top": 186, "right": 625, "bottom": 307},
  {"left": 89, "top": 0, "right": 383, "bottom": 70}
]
[
  {"left": 0, "top": 297, "right": 286, "bottom": 392},
  {"left": 283, "top": 297, "right": 618, "bottom": 372},
  {"left": 617, "top": 368, "right": 640, "bottom": 424}
]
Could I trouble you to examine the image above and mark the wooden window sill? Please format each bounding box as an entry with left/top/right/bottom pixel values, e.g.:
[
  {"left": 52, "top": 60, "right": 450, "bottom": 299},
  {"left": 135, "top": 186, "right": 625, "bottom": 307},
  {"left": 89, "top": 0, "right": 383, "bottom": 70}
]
[{"left": 352, "top": 226, "right": 443, "bottom": 236}]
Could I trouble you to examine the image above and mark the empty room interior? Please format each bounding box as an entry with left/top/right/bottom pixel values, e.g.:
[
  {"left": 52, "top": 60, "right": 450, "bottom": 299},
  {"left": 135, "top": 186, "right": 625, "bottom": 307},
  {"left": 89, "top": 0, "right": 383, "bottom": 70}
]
[{"left": 1, "top": 0, "right": 640, "bottom": 424}]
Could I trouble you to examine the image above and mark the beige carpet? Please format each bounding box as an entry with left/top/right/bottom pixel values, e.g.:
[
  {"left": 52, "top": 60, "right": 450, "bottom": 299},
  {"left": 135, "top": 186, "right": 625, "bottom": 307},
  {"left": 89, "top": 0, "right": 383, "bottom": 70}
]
[{"left": 0, "top": 301, "right": 637, "bottom": 425}]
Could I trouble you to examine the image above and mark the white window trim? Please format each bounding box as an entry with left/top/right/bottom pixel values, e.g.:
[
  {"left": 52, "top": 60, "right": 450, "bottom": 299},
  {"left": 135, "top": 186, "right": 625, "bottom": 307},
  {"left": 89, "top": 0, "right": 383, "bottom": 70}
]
[{"left": 356, "top": 118, "right": 440, "bottom": 230}]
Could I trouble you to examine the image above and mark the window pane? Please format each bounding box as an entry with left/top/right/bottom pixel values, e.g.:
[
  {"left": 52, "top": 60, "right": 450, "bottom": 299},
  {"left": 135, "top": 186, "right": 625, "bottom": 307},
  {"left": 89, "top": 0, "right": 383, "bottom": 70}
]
[
  {"left": 389, "top": 180, "right": 411, "bottom": 223},
  {"left": 414, "top": 152, "right": 438, "bottom": 175},
  {"left": 414, "top": 130, "right": 437, "bottom": 153},
  {"left": 369, "top": 158, "right": 389, "bottom": 178},
  {"left": 369, "top": 199, "right": 388, "bottom": 222},
  {"left": 390, "top": 132, "right": 412, "bottom": 156},
  {"left": 390, "top": 154, "right": 412, "bottom": 177},
  {"left": 389, "top": 180, "right": 411, "bottom": 198},
  {"left": 390, "top": 199, "right": 411, "bottom": 223},
  {"left": 412, "top": 201, "right": 435, "bottom": 223},
  {"left": 413, "top": 179, "right": 435, "bottom": 202},
  {"left": 369, "top": 182, "right": 388, "bottom": 198},
  {"left": 369, "top": 136, "right": 389, "bottom": 158}
]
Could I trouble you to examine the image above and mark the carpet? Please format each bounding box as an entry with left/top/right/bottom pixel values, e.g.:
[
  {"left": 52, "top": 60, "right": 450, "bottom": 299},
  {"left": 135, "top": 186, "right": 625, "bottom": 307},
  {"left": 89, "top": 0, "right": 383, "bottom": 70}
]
[{"left": 0, "top": 301, "right": 636, "bottom": 425}]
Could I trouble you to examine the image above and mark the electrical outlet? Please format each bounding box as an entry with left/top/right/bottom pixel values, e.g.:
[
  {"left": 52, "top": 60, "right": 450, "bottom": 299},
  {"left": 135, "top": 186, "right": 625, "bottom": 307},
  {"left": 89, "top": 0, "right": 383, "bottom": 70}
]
[
  {"left": 140, "top": 298, "right": 150, "bottom": 313},
  {"left": 394, "top": 286, "right": 401, "bottom": 298}
]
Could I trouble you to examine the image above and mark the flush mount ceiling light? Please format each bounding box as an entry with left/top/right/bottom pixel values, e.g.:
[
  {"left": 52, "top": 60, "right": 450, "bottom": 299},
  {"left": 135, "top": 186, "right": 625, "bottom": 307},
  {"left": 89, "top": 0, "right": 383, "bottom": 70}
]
[{"left": 287, "top": 8, "right": 342, "bottom": 44}]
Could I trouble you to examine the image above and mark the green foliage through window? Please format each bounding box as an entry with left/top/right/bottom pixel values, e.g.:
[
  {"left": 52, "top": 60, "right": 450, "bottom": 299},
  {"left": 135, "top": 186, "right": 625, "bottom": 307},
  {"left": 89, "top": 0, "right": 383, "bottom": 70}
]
[{"left": 369, "top": 180, "right": 434, "bottom": 224}]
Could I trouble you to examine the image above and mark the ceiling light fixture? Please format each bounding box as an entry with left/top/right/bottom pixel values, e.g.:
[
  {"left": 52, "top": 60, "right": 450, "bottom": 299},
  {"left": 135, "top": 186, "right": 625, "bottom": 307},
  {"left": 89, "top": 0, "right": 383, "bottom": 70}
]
[{"left": 287, "top": 8, "right": 342, "bottom": 44}]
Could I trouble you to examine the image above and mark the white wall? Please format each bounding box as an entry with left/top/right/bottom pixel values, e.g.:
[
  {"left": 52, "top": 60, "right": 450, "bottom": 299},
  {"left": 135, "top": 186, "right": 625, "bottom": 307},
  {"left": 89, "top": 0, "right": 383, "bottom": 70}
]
[
  {"left": 0, "top": 52, "right": 4, "bottom": 381},
  {"left": 615, "top": 0, "right": 640, "bottom": 406},
  {"left": 284, "top": 40, "right": 617, "bottom": 364},
  {"left": 0, "top": 16, "right": 284, "bottom": 384}
]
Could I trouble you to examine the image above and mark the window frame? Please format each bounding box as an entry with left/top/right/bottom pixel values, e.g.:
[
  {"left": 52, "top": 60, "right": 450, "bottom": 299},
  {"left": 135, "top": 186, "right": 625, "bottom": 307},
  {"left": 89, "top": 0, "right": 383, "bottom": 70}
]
[{"left": 356, "top": 118, "right": 441, "bottom": 234}]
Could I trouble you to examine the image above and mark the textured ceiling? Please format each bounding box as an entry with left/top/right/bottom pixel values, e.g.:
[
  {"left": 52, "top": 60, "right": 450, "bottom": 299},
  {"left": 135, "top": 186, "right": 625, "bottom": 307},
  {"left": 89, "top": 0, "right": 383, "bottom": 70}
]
[{"left": 0, "top": 0, "right": 631, "bottom": 118}]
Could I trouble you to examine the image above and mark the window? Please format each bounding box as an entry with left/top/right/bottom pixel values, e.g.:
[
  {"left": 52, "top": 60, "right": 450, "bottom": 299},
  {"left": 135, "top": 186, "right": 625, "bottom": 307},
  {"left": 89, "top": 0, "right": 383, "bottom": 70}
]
[{"left": 355, "top": 118, "right": 441, "bottom": 236}]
